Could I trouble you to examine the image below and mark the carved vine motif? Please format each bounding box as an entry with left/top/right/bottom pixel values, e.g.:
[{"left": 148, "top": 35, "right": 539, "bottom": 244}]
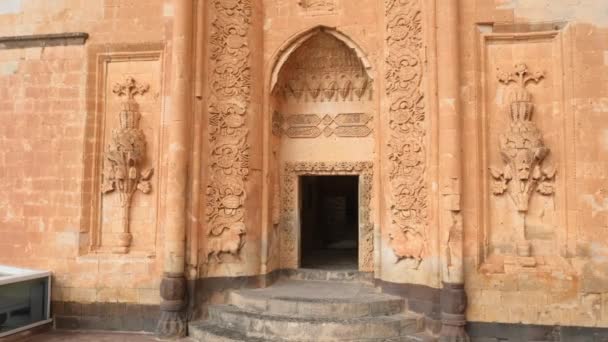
[
  {"left": 384, "top": 0, "right": 427, "bottom": 268},
  {"left": 101, "top": 77, "right": 153, "bottom": 254},
  {"left": 490, "top": 63, "right": 555, "bottom": 257},
  {"left": 274, "top": 112, "right": 373, "bottom": 138},
  {"left": 275, "top": 32, "right": 371, "bottom": 102},
  {"left": 206, "top": 0, "right": 252, "bottom": 263},
  {"left": 280, "top": 162, "right": 374, "bottom": 271}
]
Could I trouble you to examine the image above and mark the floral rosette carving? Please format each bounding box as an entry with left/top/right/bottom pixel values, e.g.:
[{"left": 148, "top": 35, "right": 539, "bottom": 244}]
[
  {"left": 101, "top": 77, "right": 153, "bottom": 254},
  {"left": 205, "top": 0, "right": 252, "bottom": 263},
  {"left": 385, "top": 0, "right": 427, "bottom": 268},
  {"left": 490, "top": 63, "right": 556, "bottom": 212}
]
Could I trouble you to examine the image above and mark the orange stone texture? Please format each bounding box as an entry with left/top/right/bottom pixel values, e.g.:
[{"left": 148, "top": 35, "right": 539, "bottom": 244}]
[{"left": 0, "top": 0, "right": 606, "bottom": 336}]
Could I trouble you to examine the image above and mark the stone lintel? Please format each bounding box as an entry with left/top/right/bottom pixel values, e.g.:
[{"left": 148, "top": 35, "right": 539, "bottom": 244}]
[{"left": 0, "top": 32, "right": 88, "bottom": 49}]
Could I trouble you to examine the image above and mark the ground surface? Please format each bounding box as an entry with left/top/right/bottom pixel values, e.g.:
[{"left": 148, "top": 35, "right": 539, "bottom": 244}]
[{"left": 20, "top": 331, "right": 193, "bottom": 341}]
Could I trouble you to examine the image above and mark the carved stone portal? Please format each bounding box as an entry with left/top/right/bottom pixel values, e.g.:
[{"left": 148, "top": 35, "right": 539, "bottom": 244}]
[
  {"left": 490, "top": 63, "right": 556, "bottom": 258},
  {"left": 101, "top": 77, "right": 154, "bottom": 254},
  {"left": 385, "top": 0, "right": 428, "bottom": 269},
  {"left": 280, "top": 162, "right": 374, "bottom": 271}
]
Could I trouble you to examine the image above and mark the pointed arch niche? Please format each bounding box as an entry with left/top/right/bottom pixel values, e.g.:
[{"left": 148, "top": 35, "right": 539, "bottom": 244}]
[{"left": 267, "top": 27, "right": 376, "bottom": 272}]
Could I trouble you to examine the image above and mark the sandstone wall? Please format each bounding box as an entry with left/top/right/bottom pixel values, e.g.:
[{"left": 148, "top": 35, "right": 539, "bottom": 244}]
[
  {"left": 461, "top": 0, "right": 608, "bottom": 329},
  {"left": 0, "top": 0, "right": 172, "bottom": 325}
]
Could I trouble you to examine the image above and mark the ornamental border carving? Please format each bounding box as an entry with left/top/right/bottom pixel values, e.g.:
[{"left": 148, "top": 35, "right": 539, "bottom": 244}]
[
  {"left": 384, "top": 0, "right": 428, "bottom": 268},
  {"left": 280, "top": 161, "right": 374, "bottom": 271},
  {"left": 205, "top": 0, "right": 253, "bottom": 263}
]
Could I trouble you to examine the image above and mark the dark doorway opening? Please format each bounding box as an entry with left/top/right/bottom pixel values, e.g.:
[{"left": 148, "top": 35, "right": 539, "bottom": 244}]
[{"left": 300, "top": 175, "right": 359, "bottom": 270}]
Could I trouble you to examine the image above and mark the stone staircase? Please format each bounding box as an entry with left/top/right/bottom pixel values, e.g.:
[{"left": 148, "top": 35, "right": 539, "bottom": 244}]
[{"left": 189, "top": 269, "right": 437, "bottom": 341}]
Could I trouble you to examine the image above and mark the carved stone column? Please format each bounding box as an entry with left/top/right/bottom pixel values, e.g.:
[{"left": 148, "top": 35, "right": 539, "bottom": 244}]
[
  {"left": 436, "top": 0, "right": 469, "bottom": 340},
  {"left": 156, "top": 0, "right": 193, "bottom": 338}
]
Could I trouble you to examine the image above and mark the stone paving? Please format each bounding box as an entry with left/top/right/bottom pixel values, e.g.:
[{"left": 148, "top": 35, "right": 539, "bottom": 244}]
[{"left": 21, "top": 331, "right": 193, "bottom": 342}]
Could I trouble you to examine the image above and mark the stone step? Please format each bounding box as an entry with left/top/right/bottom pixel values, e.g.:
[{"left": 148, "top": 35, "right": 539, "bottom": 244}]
[
  {"left": 189, "top": 321, "right": 265, "bottom": 342},
  {"left": 230, "top": 280, "right": 403, "bottom": 318},
  {"left": 281, "top": 268, "right": 374, "bottom": 284},
  {"left": 188, "top": 321, "right": 430, "bottom": 342},
  {"left": 189, "top": 320, "right": 431, "bottom": 342},
  {"left": 207, "top": 304, "right": 424, "bottom": 341}
]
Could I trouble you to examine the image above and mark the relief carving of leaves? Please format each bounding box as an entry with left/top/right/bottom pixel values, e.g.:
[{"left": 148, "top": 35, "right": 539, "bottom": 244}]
[
  {"left": 137, "top": 181, "right": 151, "bottom": 194},
  {"left": 537, "top": 182, "right": 554, "bottom": 195},
  {"left": 101, "top": 180, "right": 115, "bottom": 194},
  {"left": 141, "top": 168, "right": 154, "bottom": 180},
  {"left": 489, "top": 166, "right": 503, "bottom": 179}
]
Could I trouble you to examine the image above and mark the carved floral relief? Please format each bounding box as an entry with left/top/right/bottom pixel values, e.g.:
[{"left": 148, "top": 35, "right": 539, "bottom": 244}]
[
  {"left": 205, "top": 0, "right": 252, "bottom": 263},
  {"left": 101, "top": 77, "right": 154, "bottom": 254},
  {"left": 385, "top": 0, "right": 428, "bottom": 268},
  {"left": 490, "top": 63, "right": 556, "bottom": 258}
]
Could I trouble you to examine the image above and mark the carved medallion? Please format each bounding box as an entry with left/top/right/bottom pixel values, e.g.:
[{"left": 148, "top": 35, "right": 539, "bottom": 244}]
[{"left": 385, "top": 0, "right": 428, "bottom": 268}]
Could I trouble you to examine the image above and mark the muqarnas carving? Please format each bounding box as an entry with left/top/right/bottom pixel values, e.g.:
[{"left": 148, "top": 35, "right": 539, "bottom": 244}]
[
  {"left": 205, "top": 0, "right": 252, "bottom": 263},
  {"left": 275, "top": 32, "right": 371, "bottom": 102},
  {"left": 101, "top": 77, "right": 153, "bottom": 254},
  {"left": 385, "top": 0, "right": 427, "bottom": 269},
  {"left": 490, "top": 63, "right": 556, "bottom": 257}
]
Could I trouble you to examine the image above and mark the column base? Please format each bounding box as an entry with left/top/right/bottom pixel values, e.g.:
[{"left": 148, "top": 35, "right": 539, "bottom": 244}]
[
  {"left": 156, "top": 310, "right": 187, "bottom": 339},
  {"left": 156, "top": 273, "right": 187, "bottom": 339},
  {"left": 439, "top": 282, "right": 470, "bottom": 342}
]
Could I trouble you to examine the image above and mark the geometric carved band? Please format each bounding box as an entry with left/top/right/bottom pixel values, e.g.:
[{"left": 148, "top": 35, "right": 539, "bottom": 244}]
[{"left": 276, "top": 112, "right": 373, "bottom": 138}]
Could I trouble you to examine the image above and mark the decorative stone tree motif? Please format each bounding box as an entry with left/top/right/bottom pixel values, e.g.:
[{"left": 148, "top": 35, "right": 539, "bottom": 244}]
[
  {"left": 490, "top": 63, "right": 556, "bottom": 257},
  {"left": 101, "top": 77, "right": 153, "bottom": 254}
]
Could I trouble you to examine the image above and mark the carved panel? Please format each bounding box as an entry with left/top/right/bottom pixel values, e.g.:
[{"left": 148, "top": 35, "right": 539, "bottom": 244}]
[
  {"left": 475, "top": 28, "right": 571, "bottom": 274},
  {"left": 275, "top": 32, "right": 371, "bottom": 102},
  {"left": 489, "top": 64, "right": 556, "bottom": 259},
  {"left": 205, "top": 0, "right": 252, "bottom": 263},
  {"left": 384, "top": 0, "right": 428, "bottom": 269},
  {"left": 82, "top": 45, "right": 164, "bottom": 257},
  {"left": 101, "top": 77, "right": 154, "bottom": 254},
  {"left": 280, "top": 162, "right": 374, "bottom": 271},
  {"left": 277, "top": 112, "right": 373, "bottom": 138}
]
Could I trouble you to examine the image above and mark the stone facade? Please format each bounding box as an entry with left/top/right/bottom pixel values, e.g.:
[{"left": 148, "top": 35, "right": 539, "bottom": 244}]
[{"left": 0, "top": 0, "right": 607, "bottom": 340}]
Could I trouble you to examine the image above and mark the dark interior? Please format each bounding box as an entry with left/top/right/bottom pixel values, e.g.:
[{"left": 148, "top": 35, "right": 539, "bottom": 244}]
[{"left": 300, "top": 175, "right": 359, "bottom": 270}]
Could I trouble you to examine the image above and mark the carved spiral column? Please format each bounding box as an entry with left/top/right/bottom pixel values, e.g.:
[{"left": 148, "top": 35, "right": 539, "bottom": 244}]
[
  {"left": 436, "top": 0, "right": 469, "bottom": 340},
  {"left": 157, "top": 0, "right": 193, "bottom": 338}
]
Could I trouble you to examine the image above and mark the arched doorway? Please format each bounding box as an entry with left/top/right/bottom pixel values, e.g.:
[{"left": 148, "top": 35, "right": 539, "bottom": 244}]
[{"left": 268, "top": 28, "right": 376, "bottom": 272}]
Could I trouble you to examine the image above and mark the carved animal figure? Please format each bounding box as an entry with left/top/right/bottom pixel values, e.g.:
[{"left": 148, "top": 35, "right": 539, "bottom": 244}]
[
  {"left": 207, "top": 222, "right": 246, "bottom": 263},
  {"left": 388, "top": 229, "right": 424, "bottom": 269}
]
